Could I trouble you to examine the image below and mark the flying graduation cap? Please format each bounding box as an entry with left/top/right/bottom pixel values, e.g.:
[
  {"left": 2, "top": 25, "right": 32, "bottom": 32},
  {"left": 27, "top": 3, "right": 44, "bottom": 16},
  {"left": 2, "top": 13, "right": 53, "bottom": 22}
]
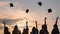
[
  {"left": 10, "top": 3, "right": 14, "bottom": 7},
  {"left": 48, "top": 8, "right": 52, "bottom": 13},
  {"left": 26, "top": 9, "right": 29, "bottom": 13},
  {"left": 38, "top": 2, "right": 42, "bottom": 6}
]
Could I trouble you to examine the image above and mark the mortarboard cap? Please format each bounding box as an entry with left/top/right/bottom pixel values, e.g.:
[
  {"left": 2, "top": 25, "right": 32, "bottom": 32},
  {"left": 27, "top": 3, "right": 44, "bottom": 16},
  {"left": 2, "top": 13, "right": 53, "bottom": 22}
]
[
  {"left": 10, "top": 3, "right": 14, "bottom": 7},
  {"left": 48, "top": 8, "right": 52, "bottom": 13},
  {"left": 38, "top": 2, "right": 42, "bottom": 6},
  {"left": 26, "top": 9, "right": 29, "bottom": 13}
]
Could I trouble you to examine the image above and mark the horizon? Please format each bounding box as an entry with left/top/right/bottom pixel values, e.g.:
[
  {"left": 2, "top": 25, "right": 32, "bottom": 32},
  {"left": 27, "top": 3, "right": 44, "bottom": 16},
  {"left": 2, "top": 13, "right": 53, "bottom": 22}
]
[{"left": 0, "top": 0, "right": 60, "bottom": 34}]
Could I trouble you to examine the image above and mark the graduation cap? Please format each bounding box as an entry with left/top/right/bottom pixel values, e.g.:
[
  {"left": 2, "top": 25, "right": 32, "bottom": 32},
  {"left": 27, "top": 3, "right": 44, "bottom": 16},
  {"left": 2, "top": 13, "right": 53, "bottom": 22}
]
[
  {"left": 10, "top": 3, "right": 14, "bottom": 7},
  {"left": 26, "top": 9, "right": 29, "bottom": 13},
  {"left": 48, "top": 8, "right": 52, "bottom": 13},
  {"left": 38, "top": 2, "right": 42, "bottom": 6}
]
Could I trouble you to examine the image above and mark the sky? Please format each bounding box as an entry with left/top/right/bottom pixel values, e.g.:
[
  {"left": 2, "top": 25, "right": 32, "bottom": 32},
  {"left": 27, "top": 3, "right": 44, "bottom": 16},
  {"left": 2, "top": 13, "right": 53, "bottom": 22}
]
[{"left": 0, "top": 0, "right": 60, "bottom": 34}]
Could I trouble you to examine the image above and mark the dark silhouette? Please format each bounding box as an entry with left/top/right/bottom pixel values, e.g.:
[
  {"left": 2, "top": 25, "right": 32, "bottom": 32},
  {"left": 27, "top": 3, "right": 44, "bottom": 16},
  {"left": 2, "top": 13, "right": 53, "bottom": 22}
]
[
  {"left": 51, "top": 17, "right": 59, "bottom": 34},
  {"left": 38, "top": 2, "right": 42, "bottom": 6},
  {"left": 40, "top": 17, "right": 49, "bottom": 34},
  {"left": 30, "top": 21, "right": 38, "bottom": 34},
  {"left": 22, "top": 21, "right": 29, "bottom": 34},
  {"left": 22, "top": 28, "right": 26, "bottom": 34},
  {"left": 26, "top": 9, "right": 29, "bottom": 13},
  {"left": 35, "top": 21, "right": 38, "bottom": 29},
  {"left": 4, "top": 27, "right": 11, "bottom": 34},
  {"left": 35, "top": 21, "right": 38, "bottom": 34},
  {"left": 3, "top": 21, "right": 10, "bottom": 34},
  {"left": 48, "top": 8, "right": 52, "bottom": 13},
  {"left": 12, "top": 25, "right": 21, "bottom": 34},
  {"left": 30, "top": 27, "right": 36, "bottom": 34},
  {"left": 30, "top": 27, "right": 38, "bottom": 34},
  {"left": 10, "top": 3, "right": 14, "bottom": 7}
]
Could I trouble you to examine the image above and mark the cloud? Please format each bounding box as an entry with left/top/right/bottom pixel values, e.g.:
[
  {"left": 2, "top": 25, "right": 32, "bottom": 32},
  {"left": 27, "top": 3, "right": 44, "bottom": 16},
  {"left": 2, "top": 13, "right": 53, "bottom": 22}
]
[
  {"left": 0, "top": 1, "right": 8, "bottom": 7},
  {"left": 0, "top": 0, "right": 17, "bottom": 2},
  {"left": 0, "top": 18, "right": 22, "bottom": 25}
]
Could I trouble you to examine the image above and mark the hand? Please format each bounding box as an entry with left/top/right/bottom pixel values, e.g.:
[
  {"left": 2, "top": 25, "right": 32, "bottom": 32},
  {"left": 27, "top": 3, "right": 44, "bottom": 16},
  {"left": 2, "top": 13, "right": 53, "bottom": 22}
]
[
  {"left": 3, "top": 21, "right": 5, "bottom": 24},
  {"left": 57, "top": 17, "right": 59, "bottom": 20},
  {"left": 45, "top": 17, "right": 47, "bottom": 20}
]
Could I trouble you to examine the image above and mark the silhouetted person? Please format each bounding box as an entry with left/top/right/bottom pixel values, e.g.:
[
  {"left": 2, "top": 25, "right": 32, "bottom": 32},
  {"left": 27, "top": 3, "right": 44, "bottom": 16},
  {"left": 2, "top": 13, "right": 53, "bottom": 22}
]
[
  {"left": 30, "top": 27, "right": 38, "bottom": 34},
  {"left": 12, "top": 25, "right": 21, "bottom": 34},
  {"left": 3, "top": 21, "right": 10, "bottom": 34},
  {"left": 51, "top": 17, "right": 59, "bottom": 34},
  {"left": 22, "top": 28, "right": 26, "bottom": 34},
  {"left": 22, "top": 21, "right": 29, "bottom": 34},
  {"left": 30, "top": 21, "right": 38, "bottom": 34},
  {"left": 40, "top": 17, "right": 49, "bottom": 34},
  {"left": 4, "top": 27, "right": 11, "bottom": 34}
]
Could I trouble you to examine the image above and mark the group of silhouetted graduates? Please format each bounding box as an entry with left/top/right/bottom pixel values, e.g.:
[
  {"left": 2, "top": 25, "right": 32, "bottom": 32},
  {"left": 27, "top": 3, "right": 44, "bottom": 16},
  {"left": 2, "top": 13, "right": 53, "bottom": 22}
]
[
  {"left": 3, "top": 17, "right": 60, "bottom": 34},
  {"left": 4, "top": 25, "right": 21, "bottom": 34}
]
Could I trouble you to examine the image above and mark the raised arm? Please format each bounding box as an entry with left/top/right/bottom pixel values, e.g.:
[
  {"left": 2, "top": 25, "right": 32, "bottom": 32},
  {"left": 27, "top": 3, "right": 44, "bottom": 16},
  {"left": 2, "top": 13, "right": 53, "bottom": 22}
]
[
  {"left": 35, "top": 21, "right": 38, "bottom": 29},
  {"left": 26, "top": 21, "right": 28, "bottom": 28},
  {"left": 55, "top": 17, "right": 59, "bottom": 24},
  {"left": 45, "top": 17, "right": 47, "bottom": 25}
]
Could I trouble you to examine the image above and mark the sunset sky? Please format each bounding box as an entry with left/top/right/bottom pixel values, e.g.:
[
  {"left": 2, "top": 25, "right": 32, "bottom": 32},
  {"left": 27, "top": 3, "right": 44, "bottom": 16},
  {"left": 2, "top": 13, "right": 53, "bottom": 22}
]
[{"left": 0, "top": 0, "right": 60, "bottom": 34}]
